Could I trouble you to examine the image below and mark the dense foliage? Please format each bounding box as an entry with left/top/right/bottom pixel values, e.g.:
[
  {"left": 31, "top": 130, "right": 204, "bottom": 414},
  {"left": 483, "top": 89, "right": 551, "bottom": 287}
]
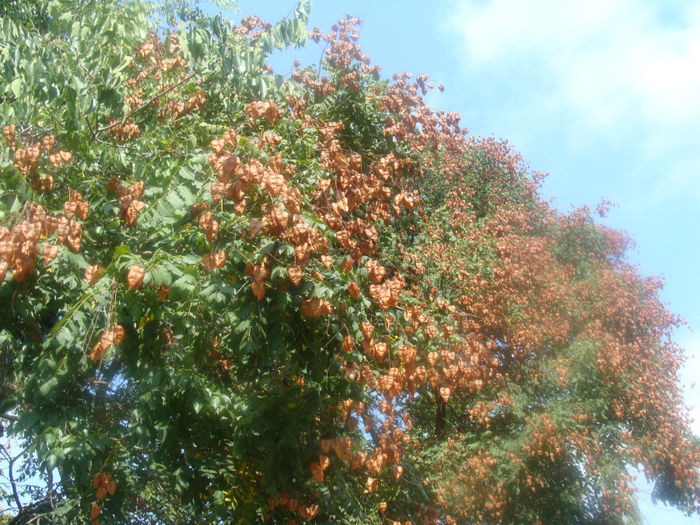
[{"left": 1, "top": 1, "right": 698, "bottom": 523}]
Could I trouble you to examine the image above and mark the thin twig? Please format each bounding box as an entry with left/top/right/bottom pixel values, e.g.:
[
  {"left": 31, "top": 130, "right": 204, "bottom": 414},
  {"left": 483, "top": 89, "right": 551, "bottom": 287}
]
[
  {"left": 94, "top": 72, "right": 196, "bottom": 136},
  {"left": 0, "top": 442, "right": 23, "bottom": 512}
]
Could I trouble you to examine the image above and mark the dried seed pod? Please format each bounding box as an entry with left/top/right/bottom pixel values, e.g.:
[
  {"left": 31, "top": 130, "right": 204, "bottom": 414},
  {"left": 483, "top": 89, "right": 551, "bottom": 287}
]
[
  {"left": 41, "top": 135, "right": 55, "bottom": 152},
  {"left": 111, "top": 325, "right": 125, "bottom": 345},
  {"left": 107, "top": 176, "right": 120, "bottom": 192},
  {"left": 65, "top": 220, "right": 82, "bottom": 251},
  {"left": 3, "top": 124, "right": 15, "bottom": 146},
  {"left": 203, "top": 251, "right": 226, "bottom": 271},
  {"left": 366, "top": 477, "right": 377, "bottom": 493},
  {"left": 439, "top": 386, "right": 451, "bottom": 403},
  {"left": 41, "top": 243, "right": 59, "bottom": 265},
  {"left": 76, "top": 201, "right": 89, "bottom": 220},
  {"left": 127, "top": 266, "right": 145, "bottom": 289},
  {"left": 342, "top": 257, "right": 353, "bottom": 273},
  {"left": 348, "top": 281, "right": 361, "bottom": 300},
  {"left": 84, "top": 265, "right": 103, "bottom": 285},
  {"left": 157, "top": 284, "right": 170, "bottom": 301},
  {"left": 287, "top": 266, "right": 302, "bottom": 286},
  {"left": 90, "top": 341, "right": 106, "bottom": 362},
  {"left": 64, "top": 201, "right": 78, "bottom": 220},
  {"left": 251, "top": 279, "right": 265, "bottom": 300}
]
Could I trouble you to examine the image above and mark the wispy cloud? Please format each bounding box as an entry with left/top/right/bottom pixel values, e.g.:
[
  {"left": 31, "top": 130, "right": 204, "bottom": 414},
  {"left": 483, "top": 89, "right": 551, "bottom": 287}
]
[
  {"left": 447, "top": 0, "right": 700, "bottom": 126},
  {"left": 443, "top": 0, "right": 700, "bottom": 201}
]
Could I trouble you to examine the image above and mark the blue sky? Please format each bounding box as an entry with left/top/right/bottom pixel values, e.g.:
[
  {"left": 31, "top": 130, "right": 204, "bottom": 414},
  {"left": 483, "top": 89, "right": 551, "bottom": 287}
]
[{"left": 219, "top": 1, "right": 700, "bottom": 522}]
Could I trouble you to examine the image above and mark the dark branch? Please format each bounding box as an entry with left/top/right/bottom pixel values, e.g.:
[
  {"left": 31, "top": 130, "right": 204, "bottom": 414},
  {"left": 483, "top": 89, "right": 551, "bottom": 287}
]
[{"left": 0, "top": 442, "right": 22, "bottom": 513}]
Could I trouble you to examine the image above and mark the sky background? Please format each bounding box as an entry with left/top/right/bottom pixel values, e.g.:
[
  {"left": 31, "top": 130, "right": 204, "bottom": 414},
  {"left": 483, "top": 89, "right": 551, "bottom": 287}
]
[{"left": 213, "top": 1, "right": 700, "bottom": 522}]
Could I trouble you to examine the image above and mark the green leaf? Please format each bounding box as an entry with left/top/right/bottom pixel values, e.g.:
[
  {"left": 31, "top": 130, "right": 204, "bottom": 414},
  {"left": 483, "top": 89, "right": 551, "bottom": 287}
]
[{"left": 39, "top": 377, "right": 59, "bottom": 396}]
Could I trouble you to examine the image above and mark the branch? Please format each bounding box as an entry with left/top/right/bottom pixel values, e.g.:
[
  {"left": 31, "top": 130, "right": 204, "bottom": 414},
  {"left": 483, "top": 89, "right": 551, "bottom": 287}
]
[
  {"left": 46, "top": 468, "right": 54, "bottom": 508},
  {"left": 0, "top": 442, "right": 22, "bottom": 513},
  {"left": 94, "top": 71, "right": 196, "bottom": 136},
  {"left": 8, "top": 496, "right": 62, "bottom": 525},
  {"left": 1, "top": 413, "right": 18, "bottom": 421}
]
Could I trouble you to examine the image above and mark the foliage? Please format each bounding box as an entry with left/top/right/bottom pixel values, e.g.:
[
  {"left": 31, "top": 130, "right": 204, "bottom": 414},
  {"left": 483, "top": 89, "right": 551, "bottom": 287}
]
[{"left": 0, "top": 1, "right": 698, "bottom": 523}]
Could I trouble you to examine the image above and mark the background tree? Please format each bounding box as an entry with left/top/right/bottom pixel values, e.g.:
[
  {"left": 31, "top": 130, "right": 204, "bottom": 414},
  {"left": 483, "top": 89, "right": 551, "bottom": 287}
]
[{"left": 0, "top": 1, "right": 698, "bottom": 523}]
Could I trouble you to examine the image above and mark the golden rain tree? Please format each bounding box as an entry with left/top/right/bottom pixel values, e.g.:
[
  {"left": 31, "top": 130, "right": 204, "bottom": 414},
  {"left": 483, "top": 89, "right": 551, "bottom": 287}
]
[{"left": 0, "top": 1, "right": 698, "bottom": 523}]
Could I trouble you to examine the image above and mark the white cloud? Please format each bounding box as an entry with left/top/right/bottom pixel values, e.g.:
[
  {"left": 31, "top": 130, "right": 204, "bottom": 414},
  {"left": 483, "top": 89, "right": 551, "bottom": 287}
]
[
  {"left": 442, "top": 0, "right": 700, "bottom": 212},
  {"left": 447, "top": 0, "right": 700, "bottom": 130}
]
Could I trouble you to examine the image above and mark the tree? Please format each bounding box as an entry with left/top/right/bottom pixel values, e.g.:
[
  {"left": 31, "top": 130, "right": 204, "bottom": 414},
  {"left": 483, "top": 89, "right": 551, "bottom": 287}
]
[{"left": 0, "top": 1, "right": 698, "bottom": 523}]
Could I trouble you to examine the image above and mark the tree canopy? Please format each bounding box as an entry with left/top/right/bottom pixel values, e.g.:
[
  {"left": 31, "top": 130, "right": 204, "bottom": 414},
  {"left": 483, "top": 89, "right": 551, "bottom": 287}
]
[{"left": 1, "top": 1, "right": 698, "bottom": 523}]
